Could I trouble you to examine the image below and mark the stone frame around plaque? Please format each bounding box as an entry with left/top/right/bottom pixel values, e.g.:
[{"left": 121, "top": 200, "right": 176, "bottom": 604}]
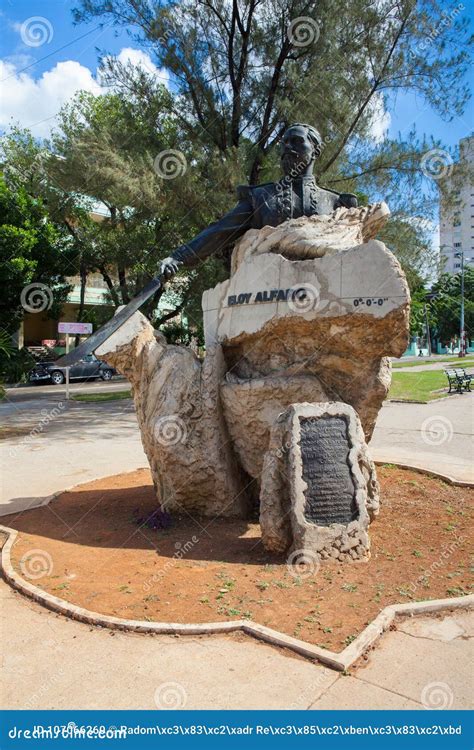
[{"left": 287, "top": 402, "right": 372, "bottom": 561}]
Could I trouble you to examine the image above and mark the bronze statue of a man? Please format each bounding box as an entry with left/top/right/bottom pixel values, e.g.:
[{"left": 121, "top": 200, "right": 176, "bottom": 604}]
[{"left": 160, "top": 123, "right": 357, "bottom": 278}]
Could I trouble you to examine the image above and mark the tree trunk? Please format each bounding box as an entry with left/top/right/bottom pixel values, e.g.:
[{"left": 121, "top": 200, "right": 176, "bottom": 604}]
[{"left": 74, "top": 260, "right": 88, "bottom": 347}]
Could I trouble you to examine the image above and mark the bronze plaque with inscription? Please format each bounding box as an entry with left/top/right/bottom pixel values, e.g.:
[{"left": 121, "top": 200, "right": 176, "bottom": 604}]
[{"left": 300, "top": 416, "right": 357, "bottom": 526}]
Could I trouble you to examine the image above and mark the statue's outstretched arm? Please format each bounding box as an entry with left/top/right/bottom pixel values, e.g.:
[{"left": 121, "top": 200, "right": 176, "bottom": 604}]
[{"left": 160, "top": 197, "right": 253, "bottom": 277}]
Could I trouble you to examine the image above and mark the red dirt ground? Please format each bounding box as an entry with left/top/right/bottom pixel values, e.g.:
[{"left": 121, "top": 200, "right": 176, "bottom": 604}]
[{"left": 4, "top": 466, "right": 472, "bottom": 652}]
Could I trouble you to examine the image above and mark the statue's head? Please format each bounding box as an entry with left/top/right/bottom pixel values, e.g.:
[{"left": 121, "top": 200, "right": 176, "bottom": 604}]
[{"left": 280, "top": 123, "right": 322, "bottom": 177}]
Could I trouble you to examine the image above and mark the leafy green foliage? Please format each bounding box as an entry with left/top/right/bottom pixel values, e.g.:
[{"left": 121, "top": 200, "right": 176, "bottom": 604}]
[
  {"left": 430, "top": 269, "right": 474, "bottom": 344},
  {"left": 2, "top": 0, "right": 472, "bottom": 341},
  {"left": 0, "top": 177, "right": 72, "bottom": 337}
]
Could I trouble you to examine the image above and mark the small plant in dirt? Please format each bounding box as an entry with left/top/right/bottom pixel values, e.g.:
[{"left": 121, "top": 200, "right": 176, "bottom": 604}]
[
  {"left": 446, "top": 586, "right": 468, "bottom": 596},
  {"left": 322, "top": 626, "right": 333, "bottom": 633},
  {"left": 341, "top": 583, "right": 358, "bottom": 592},
  {"left": 119, "top": 585, "right": 132, "bottom": 594},
  {"left": 199, "top": 596, "right": 209, "bottom": 603},
  {"left": 396, "top": 586, "right": 414, "bottom": 598},
  {"left": 256, "top": 580, "right": 270, "bottom": 591},
  {"left": 412, "top": 550, "right": 422, "bottom": 557},
  {"left": 373, "top": 583, "right": 385, "bottom": 602},
  {"left": 343, "top": 634, "right": 357, "bottom": 646},
  {"left": 216, "top": 572, "right": 235, "bottom": 588},
  {"left": 143, "top": 594, "right": 159, "bottom": 602},
  {"left": 272, "top": 579, "right": 289, "bottom": 589}
]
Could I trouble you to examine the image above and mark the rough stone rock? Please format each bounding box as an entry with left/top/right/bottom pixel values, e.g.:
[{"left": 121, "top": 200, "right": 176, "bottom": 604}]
[
  {"left": 94, "top": 206, "right": 408, "bottom": 553},
  {"left": 96, "top": 313, "right": 248, "bottom": 517},
  {"left": 260, "top": 402, "right": 379, "bottom": 558},
  {"left": 230, "top": 202, "right": 391, "bottom": 272},
  {"left": 202, "top": 211, "right": 410, "bottom": 481}
]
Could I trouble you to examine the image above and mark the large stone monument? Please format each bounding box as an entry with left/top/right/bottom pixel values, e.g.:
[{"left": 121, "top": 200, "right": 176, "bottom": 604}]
[{"left": 97, "top": 201, "right": 410, "bottom": 562}]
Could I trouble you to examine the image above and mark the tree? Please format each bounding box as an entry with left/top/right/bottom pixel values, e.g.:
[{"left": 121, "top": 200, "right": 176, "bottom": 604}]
[
  {"left": 69, "top": 0, "right": 472, "bottom": 321},
  {"left": 1, "top": 87, "right": 228, "bottom": 327},
  {"left": 4, "top": 0, "right": 472, "bottom": 335},
  {"left": 429, "top": 269, "right": 474, "bottom": 345},
  {"left": 0, "top": 177, "right": 72, "bottom": 337},
  {"left": 74, "top": 0, "right": 471, "bottom": 204}
]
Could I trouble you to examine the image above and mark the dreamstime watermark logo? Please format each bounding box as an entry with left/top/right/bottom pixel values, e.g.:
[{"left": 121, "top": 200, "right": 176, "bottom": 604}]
[
  {"left": 153, "top": 150, "right": 187, "bottom": 179},
  {"left": 143, "top": 534, "right": 199, "bottom": 592},
  {"left": 154, "top": 682, "right": 188, "bottom": 709},
  {"left": 421, "top": 415, "right": 453, "bottom": 446},
  {"left": 20, "top": 16, "right": 53, "bottom": 47},
  {"left": 407, "top": 533, "right": 465, "bottom": 595},
  {"left": 154, "top": 415, "right": 187, "bottom": 446},
  {"left": 20, "top": 283, "right": 53, "bottom": 313},
  {"left": 25, "top": 668, "right": 66, "bottom": 709},
  {"left": 421, "top": 681, "right": 454, "bottom": 710},
  {"left": 287, "top": 283, "right": 320, "bottom": 314},
  {"left": 410, "top": 3, "right": 464, "bottom": 58},
  {"left": 287, "top": 16, "right": 320, "bottom": 47},
  {"left": 286, "top": 549, "right": 320, "bottom": 579},
  {"left": 9, "top": 402, "right": 65, "bottom": 458},
  {"left": 420, "top": 149, "right": 453, "bottom": 180},
  {"left": 19, "top": 549, "right": 53, "bottom": 580}
]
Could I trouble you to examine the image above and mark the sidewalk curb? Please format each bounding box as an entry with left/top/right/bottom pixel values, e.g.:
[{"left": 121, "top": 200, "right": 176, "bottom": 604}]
[
  {"left": 0, "top": 468, "right": 149, "bottom": 519},
  {"left": 1, "top": 525, "right": 472, "bottom": 673},
  {"left": 373, "top": 461, "right": 473, "bottom": 488}
]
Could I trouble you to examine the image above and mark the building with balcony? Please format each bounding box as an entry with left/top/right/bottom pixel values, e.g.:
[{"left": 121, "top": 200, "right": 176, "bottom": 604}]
[{"left": 439, "top": 135, "right": 474, "bottom": 274}]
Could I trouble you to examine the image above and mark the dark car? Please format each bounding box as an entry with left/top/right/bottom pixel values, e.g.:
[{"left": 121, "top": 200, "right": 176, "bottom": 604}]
[{"left": 28, "top": 354, "right": 115, "bottom": 385}]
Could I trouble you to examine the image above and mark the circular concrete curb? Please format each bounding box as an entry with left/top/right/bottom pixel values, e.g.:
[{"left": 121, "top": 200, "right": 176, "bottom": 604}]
[{"left": 1, "top": 525, "right": 472, "bottom": 673}]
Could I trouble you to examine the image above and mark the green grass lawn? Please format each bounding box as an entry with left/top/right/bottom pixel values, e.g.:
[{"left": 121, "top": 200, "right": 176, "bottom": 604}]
[
  {"left": 393, "top": 356, "right": 474, "bottom": 369},
  {"left": 71, "top": 390, "right": 131, "bottom": 402},
  {"left": 388, "top": 370, "right": 452, "bottom": 401}
]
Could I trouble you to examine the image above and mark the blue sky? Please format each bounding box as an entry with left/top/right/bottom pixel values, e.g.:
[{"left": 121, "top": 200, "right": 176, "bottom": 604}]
[{"left": 0, "top": 0, "right": 472, "bottom": 148}]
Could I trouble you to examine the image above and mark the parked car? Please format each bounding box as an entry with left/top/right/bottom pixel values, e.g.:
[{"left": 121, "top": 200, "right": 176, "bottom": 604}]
[{"left": 28, "top": 354, "right": 116, "bottom": 385}]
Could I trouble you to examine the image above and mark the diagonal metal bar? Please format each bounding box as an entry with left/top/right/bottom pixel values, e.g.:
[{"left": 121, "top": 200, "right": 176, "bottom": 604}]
[{"left": 55, "top": 275, "right": 163, "bottom": 367}]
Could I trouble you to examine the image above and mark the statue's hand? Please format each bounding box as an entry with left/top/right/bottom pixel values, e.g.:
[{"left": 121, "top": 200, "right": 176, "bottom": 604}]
[
  {"left": 337, "top": 193, "right": 358, "bottom": 209},
  {"left": 160, "top": 257, "right": 183, "bottom": 280}
]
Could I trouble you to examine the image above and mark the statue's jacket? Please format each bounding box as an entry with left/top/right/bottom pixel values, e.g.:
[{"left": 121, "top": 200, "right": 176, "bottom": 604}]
[{"left": 172, "top": 176, "right": 357, "bottom": 267}]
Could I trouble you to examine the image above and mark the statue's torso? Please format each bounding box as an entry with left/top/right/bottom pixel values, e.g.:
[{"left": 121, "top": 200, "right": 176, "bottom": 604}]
[{"left": 239, "top": 177, "right": 341, "bottom": 229}]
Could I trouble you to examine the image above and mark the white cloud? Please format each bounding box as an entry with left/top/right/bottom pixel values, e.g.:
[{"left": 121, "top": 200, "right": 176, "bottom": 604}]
[
  {"left": 117, "top": 47, "right": 163, "bottom": 76},
  {"left": 368, "top": 93, "right": 391, "bottom": 142},
  {"left": 0, "top": 48, "right": 169, "bottom": 139},
  {"left": 0, "top": 59, "right": 101, "bottom": 138}
]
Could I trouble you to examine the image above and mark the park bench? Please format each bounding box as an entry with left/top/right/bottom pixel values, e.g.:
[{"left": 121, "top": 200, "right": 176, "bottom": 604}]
[{"left": 444, "top": 368, "right": 472, "bottom": 394}]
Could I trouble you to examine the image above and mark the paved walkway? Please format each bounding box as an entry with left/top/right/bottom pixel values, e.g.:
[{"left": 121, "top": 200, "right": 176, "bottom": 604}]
[
  {"left": 0, "top": 397, "right": 147, "bottom": 516},
  {"left": 370, "top": 395, "right": 473, "bottom": 483},
  {"left": 393, "top": 361, "right": 474, "bottom": 373},
  {"left": 1, "top": 390, "right": 472, "bottom": 518},
  {"left": 1, "top": 582, "right": 472, "bottom": 709},
  {"left": 1, "top": 391, "right": 472, "bottom": 710}
]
